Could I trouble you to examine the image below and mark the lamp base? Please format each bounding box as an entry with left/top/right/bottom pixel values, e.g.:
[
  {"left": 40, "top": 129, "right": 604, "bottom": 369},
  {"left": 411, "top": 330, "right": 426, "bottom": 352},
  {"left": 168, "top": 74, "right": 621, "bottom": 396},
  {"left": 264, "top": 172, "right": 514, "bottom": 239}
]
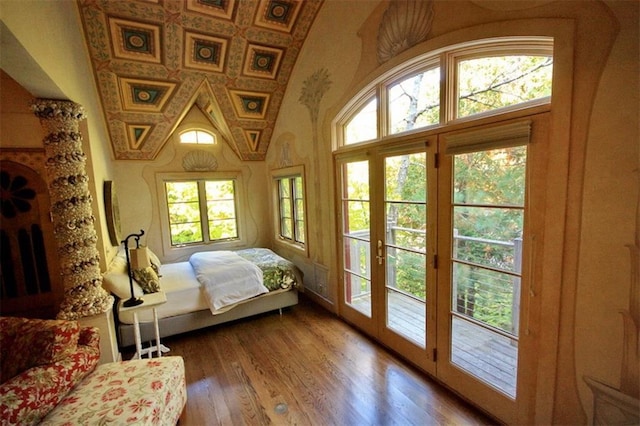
[{"left": 123, "top": 297, "right": 143, "bottom": 307}]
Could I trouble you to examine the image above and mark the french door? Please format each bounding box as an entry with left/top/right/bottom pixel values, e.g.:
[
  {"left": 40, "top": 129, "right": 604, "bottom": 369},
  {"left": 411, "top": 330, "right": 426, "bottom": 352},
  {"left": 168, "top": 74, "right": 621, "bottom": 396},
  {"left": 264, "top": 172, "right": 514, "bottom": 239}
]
[
  {"left": 337, "top": 138, "right": 437, "bottom": 374},
  {"left": 336, "top": 114, "right": 548, "bottom": 424}
]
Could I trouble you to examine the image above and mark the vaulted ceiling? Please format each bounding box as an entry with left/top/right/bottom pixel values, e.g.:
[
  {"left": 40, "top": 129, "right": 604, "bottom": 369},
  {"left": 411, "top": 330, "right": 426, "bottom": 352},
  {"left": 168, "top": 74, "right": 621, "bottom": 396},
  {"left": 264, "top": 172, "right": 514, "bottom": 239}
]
[{"left": 77, "top": 0, "right": 323, "bottom": 161}]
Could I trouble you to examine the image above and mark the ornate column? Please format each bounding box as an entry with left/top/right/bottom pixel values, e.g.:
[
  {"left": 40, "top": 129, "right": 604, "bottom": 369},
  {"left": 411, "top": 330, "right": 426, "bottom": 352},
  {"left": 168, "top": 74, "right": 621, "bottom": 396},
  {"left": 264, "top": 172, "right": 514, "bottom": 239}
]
[{"left": 32, "top": 99, "right": 112, "bottom": 320}]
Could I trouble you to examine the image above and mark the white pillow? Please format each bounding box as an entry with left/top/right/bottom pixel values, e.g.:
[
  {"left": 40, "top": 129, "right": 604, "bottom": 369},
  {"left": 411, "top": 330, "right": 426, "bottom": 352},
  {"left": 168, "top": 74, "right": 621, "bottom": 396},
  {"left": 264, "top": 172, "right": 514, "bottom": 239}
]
[{"left": 102, "top": 250, "right": 144, "bottom": 299}]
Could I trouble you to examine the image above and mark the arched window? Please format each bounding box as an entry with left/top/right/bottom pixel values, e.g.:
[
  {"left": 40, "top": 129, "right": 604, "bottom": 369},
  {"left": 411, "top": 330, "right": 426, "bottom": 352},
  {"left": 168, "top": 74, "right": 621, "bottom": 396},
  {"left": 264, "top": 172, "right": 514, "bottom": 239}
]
[
  {"left": 336, "top": 37, "right": 553, "bottom": 148},
  {"left": 179, "top": 129, "right": 216, "bottom": 145}
]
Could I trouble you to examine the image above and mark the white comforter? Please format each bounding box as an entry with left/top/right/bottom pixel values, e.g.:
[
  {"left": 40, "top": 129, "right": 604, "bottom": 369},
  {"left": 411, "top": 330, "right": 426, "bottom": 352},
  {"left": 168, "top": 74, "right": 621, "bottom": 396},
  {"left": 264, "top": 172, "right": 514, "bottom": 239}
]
[{"left": 190, "top": 251, "right": 268, "bottom": 314}]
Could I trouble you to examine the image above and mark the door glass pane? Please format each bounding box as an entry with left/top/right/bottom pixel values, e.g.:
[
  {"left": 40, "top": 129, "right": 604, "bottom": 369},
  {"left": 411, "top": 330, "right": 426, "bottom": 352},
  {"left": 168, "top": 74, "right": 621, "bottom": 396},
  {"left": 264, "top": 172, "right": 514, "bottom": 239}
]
[
  {"left": 388, "top": 67, "right": 440, "bottom": 134},
  {"left": 450, "top": 146, "right": 526, "bottom": 399},
  {"left": 342, "top": 161, "right": 371, "bottom": 316},
  {"left": 384, "top": 153, "right": 427, "bottom": 346}
]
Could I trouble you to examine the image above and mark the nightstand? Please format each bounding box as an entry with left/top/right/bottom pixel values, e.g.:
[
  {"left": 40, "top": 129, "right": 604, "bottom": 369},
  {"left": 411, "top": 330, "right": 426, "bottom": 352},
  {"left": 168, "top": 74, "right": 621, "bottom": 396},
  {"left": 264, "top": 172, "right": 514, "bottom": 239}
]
[{"left": 119, "top": 291, "right": 170, "bottom": 359}]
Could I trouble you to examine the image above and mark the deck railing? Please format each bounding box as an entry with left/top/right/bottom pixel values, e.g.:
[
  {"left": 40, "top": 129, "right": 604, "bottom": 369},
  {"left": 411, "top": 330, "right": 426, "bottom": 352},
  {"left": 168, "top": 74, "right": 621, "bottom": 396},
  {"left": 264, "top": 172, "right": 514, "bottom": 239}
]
[{"left": 345, "top": 228, "right": 523, "bottom": 334}]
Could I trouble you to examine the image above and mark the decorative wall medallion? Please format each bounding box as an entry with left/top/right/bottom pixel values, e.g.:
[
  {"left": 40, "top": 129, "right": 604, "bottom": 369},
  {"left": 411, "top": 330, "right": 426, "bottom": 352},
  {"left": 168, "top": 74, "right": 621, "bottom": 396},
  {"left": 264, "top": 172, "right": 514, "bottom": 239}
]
[
  {"left": 108, "top": 17, "right": 162, "bottom": 63},
  {"left": 228, "top": 90, "right": 270, "bottom": 119},
  {"left": 0, "top": 171, "right": 36, "bottom": 219},
  {"left": 184, "top": 31, "right": 229, "bottom": 72},
  {"left": 377, "top": 0, "right": 434, "bottom": 64},
  {"left": 255, "top": 0, "right": 302, "bottom": 33},
  {"left": 182, "top": 150, "right": 219, "bottom": 171},
  {"left": 118, "top": 77, "right": 176, "bottom": 112},
  {"left": 186, "top": 0, "right": 236, "bottom": 20},
  {"left": 299, "top": 67, "right": 332, "bottom": 125},
  {"left": 243, "top": 44, "right": 284, "bottom": 79}
]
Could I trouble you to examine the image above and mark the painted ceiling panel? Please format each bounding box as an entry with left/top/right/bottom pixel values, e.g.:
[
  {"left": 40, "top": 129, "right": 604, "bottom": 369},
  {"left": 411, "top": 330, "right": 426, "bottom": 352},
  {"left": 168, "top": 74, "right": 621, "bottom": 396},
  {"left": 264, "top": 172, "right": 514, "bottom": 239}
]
[{"left": 77, "top": 0, "right": 323, "bottom": 160}]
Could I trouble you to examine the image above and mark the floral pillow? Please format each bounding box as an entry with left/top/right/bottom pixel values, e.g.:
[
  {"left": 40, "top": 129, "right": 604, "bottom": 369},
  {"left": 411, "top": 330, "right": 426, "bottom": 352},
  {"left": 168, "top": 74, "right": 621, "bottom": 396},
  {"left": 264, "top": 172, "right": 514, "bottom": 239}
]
[
  {"left": 0, "top": 317, "right": 80, "bottom": 383},
  {"left": 132, "top": 266, "right": 161, "bottom": 293}
]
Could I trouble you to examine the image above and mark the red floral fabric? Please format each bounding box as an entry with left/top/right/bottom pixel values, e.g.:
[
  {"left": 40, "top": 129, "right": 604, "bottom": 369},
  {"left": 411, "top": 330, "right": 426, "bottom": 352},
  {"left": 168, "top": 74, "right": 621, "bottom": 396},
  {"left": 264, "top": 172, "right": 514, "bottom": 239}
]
[
  {"left": 0, "top": 317, "right": 81, "bottom": 383},
  {"left": 40, "top": 357, "right": 187, "bottom": 425},
  {"left": 0, "top": 324, "right": 100, "bottom": 426}
]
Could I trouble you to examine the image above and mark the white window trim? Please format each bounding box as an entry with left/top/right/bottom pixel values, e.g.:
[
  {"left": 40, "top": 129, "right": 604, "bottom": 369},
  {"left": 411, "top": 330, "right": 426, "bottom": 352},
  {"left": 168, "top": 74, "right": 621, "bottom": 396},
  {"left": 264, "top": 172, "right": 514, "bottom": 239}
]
[
  {"left": 270, "top": 165, "right": 308, "bottom": 256},
  {"left": 156, "top": 171, "right": 247, "bottom": 257}
]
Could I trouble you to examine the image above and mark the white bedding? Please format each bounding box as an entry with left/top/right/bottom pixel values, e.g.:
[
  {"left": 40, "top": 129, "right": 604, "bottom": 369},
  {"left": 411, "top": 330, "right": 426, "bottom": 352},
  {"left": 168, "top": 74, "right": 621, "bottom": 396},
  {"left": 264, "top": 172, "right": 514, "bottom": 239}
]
[
  {"left": 117, "top": 262, "right": 208, "bottom": 324},
  {"left": 189, "top": 251, "right": 269, "bottom": 314}
]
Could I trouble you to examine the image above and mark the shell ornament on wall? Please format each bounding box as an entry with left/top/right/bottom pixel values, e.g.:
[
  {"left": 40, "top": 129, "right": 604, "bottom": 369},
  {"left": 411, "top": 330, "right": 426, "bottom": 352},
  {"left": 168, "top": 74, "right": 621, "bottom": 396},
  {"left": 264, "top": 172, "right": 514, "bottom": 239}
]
[
  {"left": 182, "top": 150, "right": 218, "bottom": 172},
  {"left": 377, "top": 0, "right": 434, "bottom": 64}
]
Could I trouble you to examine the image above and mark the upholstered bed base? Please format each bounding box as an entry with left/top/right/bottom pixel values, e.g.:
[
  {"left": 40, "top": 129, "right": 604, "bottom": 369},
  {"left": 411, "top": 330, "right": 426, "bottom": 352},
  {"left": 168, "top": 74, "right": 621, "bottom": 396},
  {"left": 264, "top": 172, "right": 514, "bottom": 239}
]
[{"left": 118, "top": 289, "right": 298, "bottom": 348}]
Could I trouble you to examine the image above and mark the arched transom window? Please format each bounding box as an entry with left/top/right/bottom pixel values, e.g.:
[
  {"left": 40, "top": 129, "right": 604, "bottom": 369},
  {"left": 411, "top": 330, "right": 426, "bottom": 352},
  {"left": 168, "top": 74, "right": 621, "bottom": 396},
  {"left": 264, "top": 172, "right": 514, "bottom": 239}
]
[{"left": 337, "top": 37, "right": 553, "bottom": 147}]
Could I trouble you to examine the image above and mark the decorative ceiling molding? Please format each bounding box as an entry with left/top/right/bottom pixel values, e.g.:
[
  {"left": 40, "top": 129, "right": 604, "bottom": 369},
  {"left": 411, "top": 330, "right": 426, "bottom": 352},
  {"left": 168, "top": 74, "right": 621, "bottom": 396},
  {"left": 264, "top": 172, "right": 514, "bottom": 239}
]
[
  {"left": 244, "top": 130, "right": 261, "bottom": 152},
  {"left": 118, "top": 77, "right": 177, "bottom": 112},
  {"left": 228, "top": 89, "right": 270, "bottom": 119},
  {"left": 108, "top": 17, "right": 162, "bottom": 63},
  {"left": 183, "top": 31, "right": 229, "bottom": 72},
  {"left": 126, "top": 124, "right": 153, "bottom": 150},
  {"left": 254, "top": 0, "right": 302, "bottom": 33},
  {"left": 77, "top": 0, "right": 323, "bottom": 161}
]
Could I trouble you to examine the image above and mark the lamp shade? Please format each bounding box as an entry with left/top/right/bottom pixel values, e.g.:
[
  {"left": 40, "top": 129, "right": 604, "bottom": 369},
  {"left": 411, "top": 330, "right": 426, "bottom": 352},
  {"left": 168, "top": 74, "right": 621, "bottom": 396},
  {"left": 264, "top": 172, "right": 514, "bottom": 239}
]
[{"left": 130, "top": 246, "right": 151, "bottom": 270}]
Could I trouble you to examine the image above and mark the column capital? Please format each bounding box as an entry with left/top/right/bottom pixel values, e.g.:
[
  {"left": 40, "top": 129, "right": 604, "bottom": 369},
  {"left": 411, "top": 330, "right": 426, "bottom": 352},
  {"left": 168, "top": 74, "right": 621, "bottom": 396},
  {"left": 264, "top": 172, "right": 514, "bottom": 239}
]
[{"left": 31, "top": 99, "right": 86, "bottom": 121}]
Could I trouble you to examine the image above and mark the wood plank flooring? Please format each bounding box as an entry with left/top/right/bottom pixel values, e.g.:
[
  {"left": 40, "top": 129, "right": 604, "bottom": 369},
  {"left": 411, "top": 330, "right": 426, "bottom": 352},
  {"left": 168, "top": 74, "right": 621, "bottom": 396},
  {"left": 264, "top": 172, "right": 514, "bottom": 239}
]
[{"left": 147, "top": 295, "right": 496, "bottom": 425}]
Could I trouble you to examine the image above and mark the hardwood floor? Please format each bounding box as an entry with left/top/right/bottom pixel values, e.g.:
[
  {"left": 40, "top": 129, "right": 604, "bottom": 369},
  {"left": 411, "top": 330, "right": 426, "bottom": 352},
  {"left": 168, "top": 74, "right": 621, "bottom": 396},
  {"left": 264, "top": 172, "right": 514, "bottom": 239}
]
[{"left": 151, "top": 295, "right": 496, "bottom": 425}]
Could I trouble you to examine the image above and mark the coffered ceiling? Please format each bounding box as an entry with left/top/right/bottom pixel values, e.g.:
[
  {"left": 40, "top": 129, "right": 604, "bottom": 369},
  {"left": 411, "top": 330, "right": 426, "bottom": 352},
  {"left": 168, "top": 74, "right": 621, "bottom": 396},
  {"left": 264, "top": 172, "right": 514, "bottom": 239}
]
[{"left": 77, "top": 0, "right": 323, "bottom": 161}]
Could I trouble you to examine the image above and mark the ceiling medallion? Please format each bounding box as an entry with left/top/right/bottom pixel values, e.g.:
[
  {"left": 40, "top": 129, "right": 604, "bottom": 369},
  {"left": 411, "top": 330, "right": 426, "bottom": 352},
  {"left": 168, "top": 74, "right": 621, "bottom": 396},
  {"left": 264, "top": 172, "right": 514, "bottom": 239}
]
[
  {"left": 118, "top": 77, "right": 176, "bottom": 112},
  {"left": 243, "top": 44, "right": 283, "bottom": 79},
  {"left": 254, "top": 0, "right": 301, "bottom": 33},
  {"left": 228, "top": 90, "right": 270, "bottom": 119},
  {"left": 108, "top": 17, "right": 161, "bottom": 63},
  {"left": 186, "top": 0, "right": 236, "bottom": 20},
  {"left": 184, "top": 31, "right": 228, "bottom": 72}
]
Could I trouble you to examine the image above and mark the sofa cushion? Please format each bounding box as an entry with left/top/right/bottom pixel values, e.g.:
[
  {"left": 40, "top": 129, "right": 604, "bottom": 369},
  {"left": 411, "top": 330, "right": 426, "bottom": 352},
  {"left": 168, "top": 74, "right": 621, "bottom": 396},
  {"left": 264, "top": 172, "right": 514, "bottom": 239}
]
[
  {"left": 0, "top": 317, "right": 81, "bottom": 383},
  {"left": 0, "top": 326, "right": 100, "bottom": 426},
  {"left": 40, "top": 356, "right": 186, "bottom": 426}
]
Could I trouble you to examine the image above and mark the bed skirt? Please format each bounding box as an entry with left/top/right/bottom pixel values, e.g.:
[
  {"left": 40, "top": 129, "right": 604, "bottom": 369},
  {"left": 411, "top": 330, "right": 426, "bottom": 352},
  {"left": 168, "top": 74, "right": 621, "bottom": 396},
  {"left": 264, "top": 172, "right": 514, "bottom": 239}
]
[{"left": 118, "top": 289, "right": 298, "bottom": 348}]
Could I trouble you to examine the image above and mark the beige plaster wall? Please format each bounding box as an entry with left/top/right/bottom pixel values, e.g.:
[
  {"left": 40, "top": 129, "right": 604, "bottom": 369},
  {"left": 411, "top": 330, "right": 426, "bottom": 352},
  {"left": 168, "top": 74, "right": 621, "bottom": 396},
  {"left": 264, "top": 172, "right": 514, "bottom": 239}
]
[
  {"left": 112, "top": 106, "right": 271, "bottom": 264},
  {"left": 576, "top": 0, "right": 639, "bottom": 422},
  {"left": 0, "top": 72, "right": 43, "bottom": 148}
]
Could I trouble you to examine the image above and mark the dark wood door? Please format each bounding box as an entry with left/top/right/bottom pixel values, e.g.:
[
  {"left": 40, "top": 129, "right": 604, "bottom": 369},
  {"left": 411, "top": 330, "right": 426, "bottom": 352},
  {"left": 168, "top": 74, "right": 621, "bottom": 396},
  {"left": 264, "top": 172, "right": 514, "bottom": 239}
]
[{"left": 0, "top": 160, "right": 63, "bottom": 318}]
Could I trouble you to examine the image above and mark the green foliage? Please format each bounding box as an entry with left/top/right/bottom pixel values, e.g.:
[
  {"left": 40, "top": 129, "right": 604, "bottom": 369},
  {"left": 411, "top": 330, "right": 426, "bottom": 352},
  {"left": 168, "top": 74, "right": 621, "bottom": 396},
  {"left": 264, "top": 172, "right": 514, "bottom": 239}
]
[{"left": 166, "top": 179, "right": 238, "bottom": 245}]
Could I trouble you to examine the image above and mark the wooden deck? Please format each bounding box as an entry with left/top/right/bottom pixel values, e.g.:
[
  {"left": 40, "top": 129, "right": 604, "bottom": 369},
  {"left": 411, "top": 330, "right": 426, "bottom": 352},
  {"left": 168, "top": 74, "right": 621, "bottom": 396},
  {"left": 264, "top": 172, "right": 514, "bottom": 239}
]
[{"left": 350, "top": 291, "right": 517, "bottom": 397}]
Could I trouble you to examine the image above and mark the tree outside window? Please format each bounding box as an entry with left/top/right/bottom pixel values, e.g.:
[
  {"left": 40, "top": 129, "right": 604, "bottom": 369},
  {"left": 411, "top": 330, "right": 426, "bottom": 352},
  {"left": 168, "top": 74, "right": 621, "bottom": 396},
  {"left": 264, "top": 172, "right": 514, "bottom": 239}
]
[{"left": 165, "top": 179, "right": 238, "bottom": 246}]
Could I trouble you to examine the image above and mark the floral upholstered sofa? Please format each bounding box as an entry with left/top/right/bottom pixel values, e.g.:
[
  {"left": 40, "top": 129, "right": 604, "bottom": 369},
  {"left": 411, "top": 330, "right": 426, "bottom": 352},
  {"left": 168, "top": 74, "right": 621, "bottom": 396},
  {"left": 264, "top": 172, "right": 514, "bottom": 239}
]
[{"left": 0, "top": 317, "right": 186, "bottom": 425}]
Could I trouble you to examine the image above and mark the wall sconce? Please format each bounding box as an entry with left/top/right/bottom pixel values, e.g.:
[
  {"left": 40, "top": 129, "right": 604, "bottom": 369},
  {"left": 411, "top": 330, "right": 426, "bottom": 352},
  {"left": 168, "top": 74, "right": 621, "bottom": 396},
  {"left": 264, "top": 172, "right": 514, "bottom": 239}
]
[{"left": 122, "top": 229, "right": 148, "bottom": 307}]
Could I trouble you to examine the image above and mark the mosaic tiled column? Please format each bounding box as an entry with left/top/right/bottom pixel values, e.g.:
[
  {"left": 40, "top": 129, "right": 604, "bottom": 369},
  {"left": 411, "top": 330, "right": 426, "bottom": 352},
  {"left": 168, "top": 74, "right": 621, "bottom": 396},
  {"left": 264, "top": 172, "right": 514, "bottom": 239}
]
[{"left": 32, "top": 99, "right": 112, "bottom": 320}]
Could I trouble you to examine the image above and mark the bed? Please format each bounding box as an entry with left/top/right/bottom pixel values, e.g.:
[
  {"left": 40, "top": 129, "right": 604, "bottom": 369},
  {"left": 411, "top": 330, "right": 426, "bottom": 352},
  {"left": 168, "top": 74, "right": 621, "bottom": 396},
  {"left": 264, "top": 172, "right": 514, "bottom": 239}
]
[{"left": 102, "top": 248, "right": 301, "bottom": 348}]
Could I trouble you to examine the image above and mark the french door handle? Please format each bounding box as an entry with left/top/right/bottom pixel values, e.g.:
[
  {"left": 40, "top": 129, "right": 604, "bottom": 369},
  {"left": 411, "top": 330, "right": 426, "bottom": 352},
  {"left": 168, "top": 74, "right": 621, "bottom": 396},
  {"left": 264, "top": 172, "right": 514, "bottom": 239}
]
[{"left": 376, "top": 240, "right": 384, "bottom": 264}]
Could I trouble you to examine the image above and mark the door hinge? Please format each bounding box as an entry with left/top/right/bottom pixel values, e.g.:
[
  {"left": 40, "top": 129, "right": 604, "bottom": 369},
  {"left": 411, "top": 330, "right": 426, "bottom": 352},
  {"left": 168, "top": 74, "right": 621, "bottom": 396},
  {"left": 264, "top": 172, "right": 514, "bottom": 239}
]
[
  {"left": 433, "top": 254, "right": 438, "bottom": 269},
  {"left": 434, "top": 153, "right": 440, "bottom": 168},
  {"left": 432, "top": 348, "right": 437, "bottom": 362}
]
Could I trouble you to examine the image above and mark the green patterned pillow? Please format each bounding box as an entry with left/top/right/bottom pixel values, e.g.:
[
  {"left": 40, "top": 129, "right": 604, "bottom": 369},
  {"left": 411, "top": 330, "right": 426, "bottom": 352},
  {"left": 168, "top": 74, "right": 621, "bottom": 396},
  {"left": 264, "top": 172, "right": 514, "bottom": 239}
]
[{"left": 132, "top": 266, "right": 161, "bottom": 293}]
